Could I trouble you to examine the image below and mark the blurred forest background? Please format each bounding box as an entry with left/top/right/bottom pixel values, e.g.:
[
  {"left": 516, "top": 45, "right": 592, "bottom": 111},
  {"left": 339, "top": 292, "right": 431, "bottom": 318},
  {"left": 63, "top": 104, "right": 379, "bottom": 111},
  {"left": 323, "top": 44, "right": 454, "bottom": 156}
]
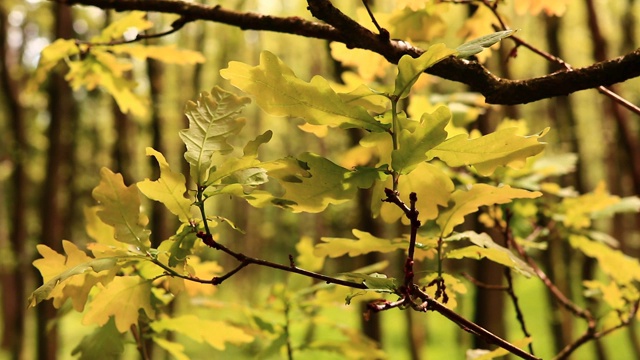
[{"left": 1, "top": 0, "right": 639, "bottom": 359}]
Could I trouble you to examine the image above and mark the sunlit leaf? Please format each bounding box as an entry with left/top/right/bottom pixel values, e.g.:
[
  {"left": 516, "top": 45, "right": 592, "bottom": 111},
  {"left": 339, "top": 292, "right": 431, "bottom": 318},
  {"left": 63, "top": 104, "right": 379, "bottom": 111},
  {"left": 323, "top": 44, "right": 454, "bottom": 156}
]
[
  {"left": 437, "top": 184, "right": 542, "bottom": 236},
  {"left": 83, "top": 276, "right": 155, "bottom": 333},
  {"left": 30, "top": 39, "right": 79, "bottom": 89},
  {"left": 426, "top": 127, "right": 548, "bottom": 176},
  {"left": 92, "top": 11, "right": 153, "bottom": 42},
  {"left": 71, "top": 319, "right": 124, "bottom": 360},
  {"left": 150, "top": 315, "right": 253, "bottom": 350},
  {"left": 570, "top": 235, "right": 640, "bottom": 285},
  {"left": 394, "top": 43, "right": 457, "bottom": 99},
  {"left": 391, "top": 105, "right": 450, "bottom": 174},
  {"left": 180, "top": 86, "right": 250, "bottom": 184},
  {"left": 330, "top": 43, "right": 390, "bottom": 82},
  {"left": 138, "top": 147, "right": 193, "bottom": 223},
  {"left": 389, "top": 6, "right": 447, "bottom": 42},
  {"left": 153, "top": 337, "right": 189, "bottom": 360},
  {"left": 112, "top": 44, "right": 205, "bottom": 65},
  {"left": 559, "top": 182, "right": 632, "bottom": 229},
  {"left": 316, "top": 229, "right": 406, "bottom": 258},
  {"left": 379, "top": 162, "right": 455, "bottom": 224},
  {"left": 446, "top": 231, "right": 534, "bottom": 277},
  {"left": 220, "top": 50, "right": 388, "bottom": 132},
  {"left": 92, "top": 168, "right": 150, "bottom": 249},
  {"left": 466, "top": 337, "right": 533, "bottom": 359},
  {"left": 29, "top": 240, "right": 121, "bottom": 310},
  {"left": 456, "top": 30, "right": 516, "bottom": 59},
  {"left": 296, "top": 236, "right": 325, "bottom": 272}
]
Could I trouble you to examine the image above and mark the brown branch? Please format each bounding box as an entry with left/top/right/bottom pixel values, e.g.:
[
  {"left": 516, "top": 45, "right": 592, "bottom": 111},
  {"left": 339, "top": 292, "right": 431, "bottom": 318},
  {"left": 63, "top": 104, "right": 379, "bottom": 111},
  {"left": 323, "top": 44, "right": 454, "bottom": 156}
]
[
  {"left": 413, "top": 287, "right": 540, "bottom": 360},
  {"left": 51, "top": 0, "right": 640, "bottom": 106}
]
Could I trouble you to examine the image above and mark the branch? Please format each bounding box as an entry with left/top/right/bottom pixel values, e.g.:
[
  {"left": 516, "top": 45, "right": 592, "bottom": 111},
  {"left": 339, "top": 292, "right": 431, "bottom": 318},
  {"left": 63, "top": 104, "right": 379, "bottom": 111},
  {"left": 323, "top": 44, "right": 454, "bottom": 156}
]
[{"left": 53, "top": 0, "right": 640, "bottom": 106}]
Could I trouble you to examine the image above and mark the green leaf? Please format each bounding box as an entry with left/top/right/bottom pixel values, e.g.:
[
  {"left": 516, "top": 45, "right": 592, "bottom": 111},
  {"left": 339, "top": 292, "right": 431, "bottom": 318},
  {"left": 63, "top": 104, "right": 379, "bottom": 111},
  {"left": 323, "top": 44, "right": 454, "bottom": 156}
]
[
  {"left": 92, "top": 168, "right": 150, "bottom": 249},
  {"left": 316, "top": 229, "right": 406, "bottom": 258},
  {"left": 437, "top": 184, "right": 542, "bottom": 236},
  {"left": 394, "top": 43, "right": 457, "bottom": 99},
  {"left": 445, "top": 231, "right": 534, "bottom": 277},
  {"left": 269, "top": 153, "right": 384, "bottom": 213},
  {"left": 138, "top": 148, "right": 193, "bottom": 223},
  {"left": 150, "top": 315, "right": 254, "bottom": 350},
  {"left": 71, "top": 318, "right": 125, "bottom": 360},
  {"left": 341, "top": 272, "right": 399, "bottom": 293},
  {"left": 29, "top": 240, "right": 121, "bottom": 309},
  {"left": 82, "top": 276, "right": 155, "bottom": 333},
  {"left": 456, "top": 30, "right": 516, "bottom": 59},
  {"left": 166, "top": 225, "right": 198, "bottom": 268},
  {"left": 391, "top": 106, "right": 450, "bottom": 174},
  {"left": 220, "top": 50, "right": 388, "bottom": 132},
  {"left": 426, "top": 127, "right": 548, "bottom": 176},
  {"left": 180, "top": 86, "right": 250, "bottom": 184}
]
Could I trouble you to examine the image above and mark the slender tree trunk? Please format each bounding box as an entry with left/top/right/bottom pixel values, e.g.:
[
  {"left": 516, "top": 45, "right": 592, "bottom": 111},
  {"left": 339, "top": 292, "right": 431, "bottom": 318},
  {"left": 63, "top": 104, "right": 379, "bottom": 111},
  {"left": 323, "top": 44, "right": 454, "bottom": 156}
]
[
  {"left": 37, "top": 4, "right": 75, "bottom": 360},
  {"left": 543, "top": 15, "right": 582, "bottom": 355},
  {"left": 0, "top": 9, "right": 27, "bottom": 359}
]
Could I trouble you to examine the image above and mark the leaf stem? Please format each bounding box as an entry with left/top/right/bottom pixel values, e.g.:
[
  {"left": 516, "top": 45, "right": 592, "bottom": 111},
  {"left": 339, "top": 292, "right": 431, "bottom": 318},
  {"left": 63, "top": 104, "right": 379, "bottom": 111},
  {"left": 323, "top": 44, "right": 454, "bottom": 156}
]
[{"left": 390, "top": 96, "right": 400, "bottom": 190}]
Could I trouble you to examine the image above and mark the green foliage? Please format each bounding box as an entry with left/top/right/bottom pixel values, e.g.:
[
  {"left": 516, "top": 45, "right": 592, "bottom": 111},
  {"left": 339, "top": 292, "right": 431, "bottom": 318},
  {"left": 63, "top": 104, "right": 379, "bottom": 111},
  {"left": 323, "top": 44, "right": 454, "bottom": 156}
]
[
  {"left": 456, "top": 30, "right": 517, "bottom": 59},
  {"left": 220, "top": 50, "right": 389, "bottom": 132},
  {"left": 28, "top": 12, "right": 640, "bottom": 358}
]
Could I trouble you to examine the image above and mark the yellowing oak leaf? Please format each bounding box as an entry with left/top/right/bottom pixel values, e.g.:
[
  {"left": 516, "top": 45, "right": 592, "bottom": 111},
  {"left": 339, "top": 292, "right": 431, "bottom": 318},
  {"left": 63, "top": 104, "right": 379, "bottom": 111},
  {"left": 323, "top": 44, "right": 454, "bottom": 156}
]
[
  {"left": 112, "top": 44, "right": 205, "bottom": 65},
  {"left": 30, "top": 240, "right": 120, "bottom": 311},
  {"left": 92, "top": 167, "right": 151, "bottom": 249},
  {"left": 138, "top": 148, "right": 193, "bottom": 223},
  {"left": 378, "top": 162, "right": 454, "bottom": 224},
  {"left": 570, "top": 235, "right": 640, "bottom": 285},
  {"left": 426, "top": 126, "right": 547, "bottom": 176},
  {"left": 29, "top": 39, "right": 79, "bottom": 90},
  {"left": 220, "top": 50, "right": 388, "bottom": 132},
  {"left": 180, "top": 87, "right": 249, "bottom": 184},
  {"left": 437, "top": 184, "right": 542, "bottom": 236},
  {"left": 83, "top": 276, "right": 155, "bottom": 332},
  {"left": 445, "top": 231, "right": 534, "bottom": 276},
  {"left": 92, "top": 11, "right": 153, "bottom": 42},
  {"left": 150, "top": 315, "right": 253, "bottom": 350},
  {"left": 560, "top": 181, "right": 624, "bottom": 229},
  {"left": 330, "top": 43, "right": 390, "bottom": 82},
  {"left": 316, "top": 229, "right": 406, "bottom": 258}
]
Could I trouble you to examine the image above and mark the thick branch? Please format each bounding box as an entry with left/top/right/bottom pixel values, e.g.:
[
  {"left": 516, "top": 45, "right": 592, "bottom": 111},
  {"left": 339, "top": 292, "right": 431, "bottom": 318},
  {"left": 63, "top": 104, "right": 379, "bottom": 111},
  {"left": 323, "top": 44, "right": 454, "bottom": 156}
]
[{"left": 54, "top": 0, "right": 640, "bottom": 106}]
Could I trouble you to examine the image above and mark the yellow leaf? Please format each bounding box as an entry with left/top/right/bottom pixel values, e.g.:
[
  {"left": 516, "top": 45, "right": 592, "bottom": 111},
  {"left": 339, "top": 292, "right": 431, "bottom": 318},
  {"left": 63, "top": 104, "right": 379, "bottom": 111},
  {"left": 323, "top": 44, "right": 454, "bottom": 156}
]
[
  {"left": 30, "top": 240, "right": 119, "bottom": 311},
  {"left": 330, "top": 43, "right": 390, "bottom": 82},
  {"left": 92, "top": 11, "right": 153, "bottom": 42},
  {"left": 138, "top": 148, "right": 193, "bottom": 223},
  {"left": 316, "top": 229, "right": 407, "bottom": 258},
  {"left": 29, "top": 39, "right": 79, "bottom": 90},
  {"left": 183, "top": 258, "right": 223, "bottom": 297},
  {"left": 83, "top": 276, "right": 155, "bottom": 332},
  {"left": 296, "top": 236, "right": 325, "bottom": 272},
  {"left": 570, "top": 235, "right": 640, "bottom": 285},
  {"left": 150, "top": 315, "right": 253, "bottom": 350},
  {"left": 561, "top": 181, "right": 620, "bottom": 229},
  {"left": 437, "top": 184, "right": 542, "bottom": 236},
  {"left": 92, "top": 168, "right": 151, "bottom": 249}
]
